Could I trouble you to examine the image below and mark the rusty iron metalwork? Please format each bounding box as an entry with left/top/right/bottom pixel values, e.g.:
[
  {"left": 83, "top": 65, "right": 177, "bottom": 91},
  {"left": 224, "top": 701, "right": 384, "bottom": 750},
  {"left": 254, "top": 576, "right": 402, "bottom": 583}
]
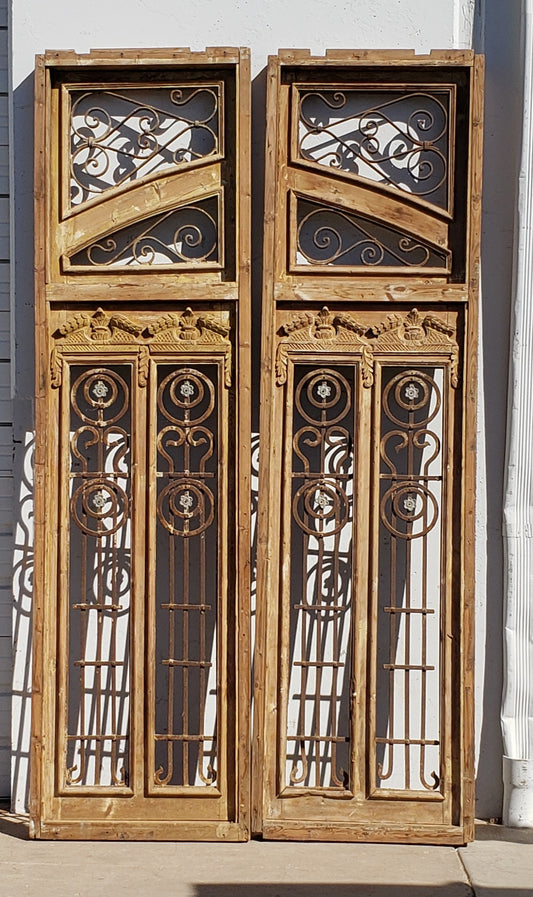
[
  {"left": 66, "top": 365, "right": 131, "bottom": 788},
  {"left": 285, "top": 366, "right": 355, "bottom": 791},
  {"left": 296, "top": 199, "right": 450, "bottom": 269},
  {"left": 296, "top": 87, "right": 452, "bottom": 210},
  {"left": 375, "top": 367, "right": 444, "bottom": 793},
  {"left": 70, "top": 198, "right": 220, "bottom": 268},
  {"left": 154, "top": 366, "right": 219, "bottom": 788},
  {"left": 69, "top": 85, "right": 222, "bottom": 205}
]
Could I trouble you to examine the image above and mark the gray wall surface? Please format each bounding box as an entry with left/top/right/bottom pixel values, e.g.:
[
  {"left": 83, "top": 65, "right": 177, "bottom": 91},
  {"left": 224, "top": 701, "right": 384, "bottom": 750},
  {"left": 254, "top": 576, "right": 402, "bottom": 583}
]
[{"left": 0, "top": 0, "right": 11, "bottom": 799}]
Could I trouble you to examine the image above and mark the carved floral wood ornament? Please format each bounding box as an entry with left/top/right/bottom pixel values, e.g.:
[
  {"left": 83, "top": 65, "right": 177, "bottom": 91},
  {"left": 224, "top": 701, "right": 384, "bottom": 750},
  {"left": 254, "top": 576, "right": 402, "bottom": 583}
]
[
  {"left": 275, "top": 305, "right": 459, "bottom": 389},
  {"left": 275, "top": 306, "right": 373, "bottom": 386},
  {"left": 51, "top": 307, "right": 233, "bottom": 389}
]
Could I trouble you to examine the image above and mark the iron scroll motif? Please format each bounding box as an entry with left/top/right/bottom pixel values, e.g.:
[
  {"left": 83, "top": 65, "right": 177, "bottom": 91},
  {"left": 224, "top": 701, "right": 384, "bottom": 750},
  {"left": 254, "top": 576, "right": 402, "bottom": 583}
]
[
  {"left": 296, "top": 199, "right": 450, "bottom": 270},
  {"left": 69, "top": 198, "right": 220, "bottom": 269},
  {"left": 70, "top": 85, "right": 221, "bottom": 206},
  {"left": 297, "top": 88, "right": 451, "bottom": 211},
  {"left": 285, "top": 367, "right": 354, "bottom": 791},
  {"left": 156, "top": 369, "right": 216, "bottom": 539},
  {"left": 66, "top": 366, "right": 131, "bottom": 787},
  {"left": 375, "top": 368, "right": 444, "bottom": 792},
  {"left": 154, "top": 366, "right": 219, "bottom": 788}
]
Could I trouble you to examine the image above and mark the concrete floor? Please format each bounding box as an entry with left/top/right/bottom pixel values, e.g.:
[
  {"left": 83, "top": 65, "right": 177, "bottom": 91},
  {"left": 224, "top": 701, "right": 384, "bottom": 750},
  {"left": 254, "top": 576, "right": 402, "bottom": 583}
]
[{"left": 0, "top": 814, "right": 531, "bottom": 897}]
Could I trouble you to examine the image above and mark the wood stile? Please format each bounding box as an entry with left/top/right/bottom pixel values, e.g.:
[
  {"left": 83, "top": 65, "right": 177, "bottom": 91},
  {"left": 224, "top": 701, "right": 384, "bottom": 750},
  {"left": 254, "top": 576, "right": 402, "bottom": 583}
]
[
  {"left": 236, "top": 46, "right": 252, "bottom": 837},
  {"left": 30, "top": 51, "right": 48, "bottom": 840},
  {"left": 251, "top": 55, "right": 281, "bottom": 836},
  {"left": 460, "top": 52, "right": 484, "bottom": 844},
  {"left": 254, "top": 51, "right": 483, "bottom": 843},
  {"left": 31, "top": 49, "right": 250, "bottom": 840}
]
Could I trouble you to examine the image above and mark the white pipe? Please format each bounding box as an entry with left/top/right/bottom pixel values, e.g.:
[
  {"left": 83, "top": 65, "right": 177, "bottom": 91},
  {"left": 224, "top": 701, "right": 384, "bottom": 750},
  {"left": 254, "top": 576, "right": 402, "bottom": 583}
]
[
  {"left": 502, "top": 3, "right": 533, "bottom": 827},
  {"left": 503, "top": 758, "right": 533, "bottom": 827}
]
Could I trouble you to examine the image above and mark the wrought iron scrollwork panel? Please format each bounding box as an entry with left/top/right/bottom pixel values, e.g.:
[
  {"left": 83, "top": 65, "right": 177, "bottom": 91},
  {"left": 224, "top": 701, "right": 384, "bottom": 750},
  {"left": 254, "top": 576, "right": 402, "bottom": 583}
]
[
  {"left": 284, "top": 366, "right": 355, "bottom": 792},
  {"left": 69, "top": 197, "right": 220, "bottom": 269},
  {"left": 296, "top": 199, "right": 449, "bottom": 270},
  {"left": 66, "top": 366, "right": 132, "bottom": 788},
  {"left": 69, "top": 84, "right": 222, "bottom": 206},
  {"left": 296, "top": 87, "right": 451, "bottom": 211},
  {"left": 374, "top": 367, "right": 445, "bottom": 794},
  {"left": 154, "top": 365, "right": 219, "bottom": 788}
]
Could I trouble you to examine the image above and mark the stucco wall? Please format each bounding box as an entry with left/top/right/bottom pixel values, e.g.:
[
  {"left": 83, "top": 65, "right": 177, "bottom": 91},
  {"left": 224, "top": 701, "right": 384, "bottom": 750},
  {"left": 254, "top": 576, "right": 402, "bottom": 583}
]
[{"left": 7, "top": 0, "right": 517, "bottom": 821}]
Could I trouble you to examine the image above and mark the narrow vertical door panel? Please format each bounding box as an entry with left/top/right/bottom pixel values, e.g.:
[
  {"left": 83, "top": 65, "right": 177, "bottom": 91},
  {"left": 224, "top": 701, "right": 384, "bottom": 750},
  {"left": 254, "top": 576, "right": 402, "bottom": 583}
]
[
  {"left": 255, "top": 51, "right": 483, "bottom": 843},
  {"left": 32, "top": 50, "right": 250, "bottom": 840},
  {"left": 60, "top": 364, "right": 134, "bottom": 794},
  {"left": 282, "top": 365, "right": 356, "bottom": 797}
]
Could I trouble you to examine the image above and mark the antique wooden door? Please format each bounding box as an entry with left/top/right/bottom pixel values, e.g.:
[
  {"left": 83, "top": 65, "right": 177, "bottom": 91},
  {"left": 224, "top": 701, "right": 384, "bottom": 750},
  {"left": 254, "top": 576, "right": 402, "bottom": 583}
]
[
  {"left": 254, "top": 50, "right": 483, "bottom": 843},
  {"left": 31, "top": 48, "right": 251, "bottom": 839}
]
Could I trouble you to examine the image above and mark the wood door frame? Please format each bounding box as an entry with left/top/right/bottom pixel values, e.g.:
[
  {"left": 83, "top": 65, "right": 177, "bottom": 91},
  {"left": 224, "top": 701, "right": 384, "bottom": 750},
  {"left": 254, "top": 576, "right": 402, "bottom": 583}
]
[
  {"left": 31, "top": 48, "right": 251, "bottom": 840},
  {"left": 253, "top": 49, "right": 483, "bottom": 844}
]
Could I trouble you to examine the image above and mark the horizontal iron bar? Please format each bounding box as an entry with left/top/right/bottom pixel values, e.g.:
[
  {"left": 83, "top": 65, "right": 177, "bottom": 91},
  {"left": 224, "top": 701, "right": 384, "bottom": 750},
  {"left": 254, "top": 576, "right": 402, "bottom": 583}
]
[
  {"left": 154, "top": 734, "right": 216, "bottom": 742},
  {"left": 378, "top": 474, "right": 442, "bottom": 481},
  {"left": 73, "top": 603, "right": 123, "bottom": 611},
  {"left": 74, "top": 660, "right": 125, "bottom": 667},
  {"left": 291, "top": 473, "right": 352, "bottom": 479},
  {"left": 157, "top": 471, "right": 215, "bottom": 478},
  {"left": 375, "top": 738, "right": 440, "bottom": 745},
  {"left": 286, "top": 735, "right": 349, "bottom": 743},
  {"left": 162, "top": 660, "right": 213, "bottom": 667},
  {"left": 69, "top": 473, "right": 129, "bottom": 479},
  {"left": 383, "top": 664, "right": 435, "bottom": 671},
  {"left": 66, "top": 734, "right": 128, "bottom": 742},
  {"left": 160, "top": 603, "right": 212, "bottom": 610},
  {"left": 293, "top": 604, "right": 349, "bottom": 613},
  {"left": 294, "top": 660, "right": 343, "bottom": 668},
  {"left": 384, "top": 606, "right": 435, "bottom": 614}
]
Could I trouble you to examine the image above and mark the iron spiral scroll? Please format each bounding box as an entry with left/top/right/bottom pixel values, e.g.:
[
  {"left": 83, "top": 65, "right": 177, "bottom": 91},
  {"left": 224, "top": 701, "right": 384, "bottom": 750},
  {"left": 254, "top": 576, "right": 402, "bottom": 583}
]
[
  {"left": 70, "top": 85, "right": 220, "bottom": 205},
  {"left": 154, "top": 367, "right": 219, "bottom": 788},
  {"left": 67, "top": 367, "right": 131, "bottom": 788},
  {"left": 287, "top": 367, "right": 354, "bottom": 791},
  {"left": 376, "top": 368, "right": 444, "bottom": 792},
  {"left": 298, "top": 88, "right": 450, "bottom": 209}
]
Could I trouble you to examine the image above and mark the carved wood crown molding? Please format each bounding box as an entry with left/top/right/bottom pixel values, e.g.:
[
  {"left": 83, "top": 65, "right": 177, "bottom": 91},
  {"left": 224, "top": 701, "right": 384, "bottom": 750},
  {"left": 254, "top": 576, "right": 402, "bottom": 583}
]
[
  {"left": 50, "top": 306, "right": 233, "bottom": 389},
  {"left": 370, "top": 308, "right": 459, "bottom": 387},
  {"left": 276, "top": 306, "right": 373, "bottom": 387},
  {"left": 275, "top": 307, "right": 459, "bottom": 389}
]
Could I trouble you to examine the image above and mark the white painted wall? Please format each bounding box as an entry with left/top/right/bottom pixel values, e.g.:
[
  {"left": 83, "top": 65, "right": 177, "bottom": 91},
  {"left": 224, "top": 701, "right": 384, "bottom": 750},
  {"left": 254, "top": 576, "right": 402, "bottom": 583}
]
[
  {"left": 6, "top": 0, "right": 516, "bottom": 820},
  {"left": 12, "top": 1, "right": 458, "bottom": 84}
]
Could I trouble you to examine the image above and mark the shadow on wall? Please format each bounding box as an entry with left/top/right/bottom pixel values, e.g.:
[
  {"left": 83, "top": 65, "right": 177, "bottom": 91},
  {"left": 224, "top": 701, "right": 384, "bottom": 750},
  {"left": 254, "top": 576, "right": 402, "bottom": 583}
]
[
  {"left": 11, "top": 69, "right": 35, "bottom": 814},
  {"left": 11, "top": 433, "right": 33, "bottom": 815},
  {"left": 471, "top": 0, "right": 524, "bottom": 818}
]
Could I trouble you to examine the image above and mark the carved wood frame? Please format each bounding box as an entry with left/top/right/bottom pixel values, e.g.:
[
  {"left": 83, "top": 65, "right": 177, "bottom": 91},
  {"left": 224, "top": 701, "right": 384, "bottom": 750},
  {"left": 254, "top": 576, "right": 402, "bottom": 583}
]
[
  {"left": 254, "top": 49, "right": 483, "bottom": 845},
  {"left": 32, "top": 48, "right": 251, "bottom": 841}
]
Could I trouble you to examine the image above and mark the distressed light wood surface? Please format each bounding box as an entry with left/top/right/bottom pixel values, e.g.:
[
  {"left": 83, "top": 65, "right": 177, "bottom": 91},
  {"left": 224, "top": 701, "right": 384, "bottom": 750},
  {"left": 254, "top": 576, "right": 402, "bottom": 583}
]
[
  {"left": 254, "top": 50, "right": 482, "bottom": 844},
  {"left": 31, "top": 48, "right": 251, "bottom": 841}
]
